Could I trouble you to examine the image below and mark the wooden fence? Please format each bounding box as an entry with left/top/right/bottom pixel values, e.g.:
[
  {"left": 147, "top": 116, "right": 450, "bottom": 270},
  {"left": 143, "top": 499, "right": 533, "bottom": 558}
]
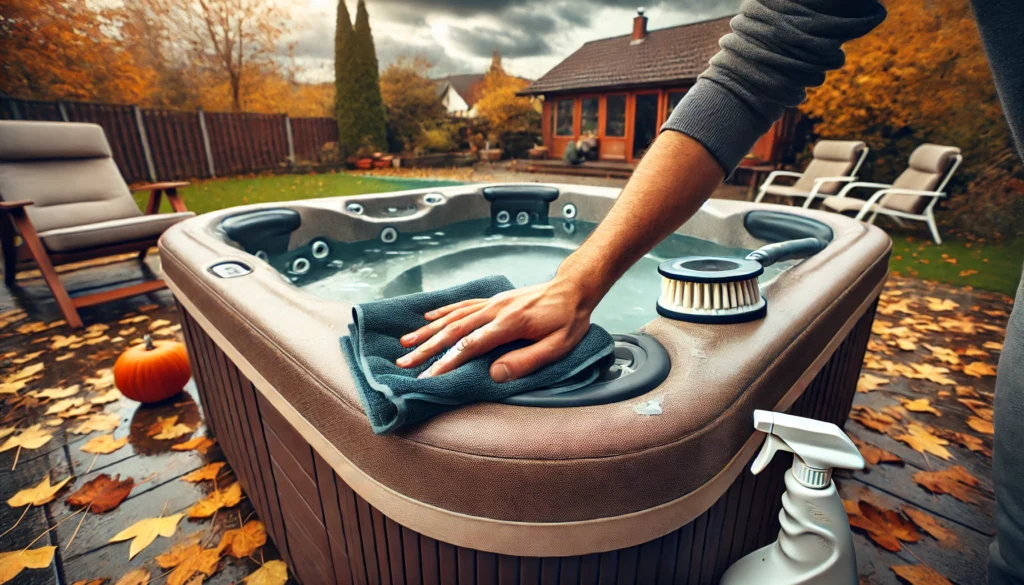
[{"left": 1, "top": 97, "right": 338, "bottom": 184}]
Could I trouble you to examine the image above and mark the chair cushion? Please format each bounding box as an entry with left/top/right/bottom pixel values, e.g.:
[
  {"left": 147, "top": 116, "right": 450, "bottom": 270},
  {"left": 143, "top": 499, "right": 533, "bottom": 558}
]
[
  {"left": 812, "top": 140, "right": 866, "bottom": 162},
  {"left": 0, "top": 121, "right": 112, "bottom": 161},
  {"left": 883, "top": 144, "right": 960, "bottom": 214},
  {"left": 762, "top": 184, "right": 808, "bottom": 198},
  {"left": 822, "top": 197, "right": 875, "bottom": 214},
  {"left": 792, "top": 140, "right": 866, "bottom": 195},
  {"left": 39, "top": 212, "right": 195, "bottom": 253}
]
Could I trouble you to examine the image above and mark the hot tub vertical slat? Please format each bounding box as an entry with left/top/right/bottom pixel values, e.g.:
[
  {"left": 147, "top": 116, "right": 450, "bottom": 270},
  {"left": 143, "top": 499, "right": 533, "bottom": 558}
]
[
  {"left": 354, "top": 497, "right": 381, "bottom": 584},
  {"left": 385, "top": 517, "right": 407, "bottom": 585},
  {"left": 578, "top": 553, "right": 599, "bottom": 585},
  {"left": 213, "top": 346, "right": 263, "bottom": 509},
  {"left": 221, "top": 356, "right": 270, "bottom": 516},
  {"left": 314, "top": 452, "right": 355, "bottom": 585},
  {"left": 438, "top": 541, "right": 458, "bottom": 585},
  {"left": 497, "top": 554, "right": 519, "bottom": 585},
  {"left": 596, "top": 551, "right": 617, "bottom": 585},
  {"left": 635, "top": 539, "right": 661, "bottom": 585},
  {"left": 420, "top": 534, "right": 440, "bottom": 585},
  {"left": 177, "top": 310, "right": 214, "bottom": 436},
  {"left": 697, "top": 493, "right": 729, "bottom": 583},
  {"left": 684, "top": 512, "right": 708, "bottom": 585},
  {"left": 654, "top": 530, "right": 679, "bottom": 585},
  {"left": 458, "top": 546, "right": 477, "bottom": 585},
  {"left": 336, "top": 478, "right": 372, "bottom": 585},
  {"left": 559, "top": 556, "right": 580, "bottom": 585},
  {"left": 476, "top": 552, "right": 498, "bottom": 585},
  {"left": 369, "top": 507, "right": 393, "bottom": 584},
  {"left": 519, "top": 556, "right": 540, "bottom": 585},
  {"left": 614, "top": 547, "right": 638, "bottom": 585},
  {"left": 401, "top": 526, "right": 423, "bottom": 585},
  {"left": 671, "top": 522, "right": 694, "bottom": 585},
  {"left": 711, "top": 474, "right": 746, "bottom": 583}
]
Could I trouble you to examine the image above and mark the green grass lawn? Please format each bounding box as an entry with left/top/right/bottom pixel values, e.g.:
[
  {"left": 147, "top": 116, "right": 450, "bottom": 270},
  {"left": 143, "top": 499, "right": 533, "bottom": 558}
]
[
  {"left": 889, "top": 236, "right": 1023, "bottom": 297},
  {"left": 134, "top": 172, "right": 465, "bottom": 216}
]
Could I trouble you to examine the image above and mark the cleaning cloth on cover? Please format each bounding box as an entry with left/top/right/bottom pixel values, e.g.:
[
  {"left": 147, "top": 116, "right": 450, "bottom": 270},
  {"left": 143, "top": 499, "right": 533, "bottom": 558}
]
[{"left": 341, "top": 275, "right": 615, "bottom": 434}]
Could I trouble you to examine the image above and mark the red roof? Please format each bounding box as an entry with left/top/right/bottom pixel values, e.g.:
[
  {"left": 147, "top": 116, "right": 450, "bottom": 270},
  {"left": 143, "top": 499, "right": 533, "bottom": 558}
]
[{"left": 522, "top": 15, "right": 734, "bottom": 95}]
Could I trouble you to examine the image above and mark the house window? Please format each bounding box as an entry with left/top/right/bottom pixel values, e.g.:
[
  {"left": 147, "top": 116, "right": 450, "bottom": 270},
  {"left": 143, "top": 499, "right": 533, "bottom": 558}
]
[
  {"left": 555, "top": 100, "right": 575, "bottom": 136},
  {"left": 605, "top": 95, "right": 626, "bottom": 137},
  {"left": 667, "top": 91, "right": 687, "bottom": 117},
  {"left": 581, "top": 98, "right": 599, "bottom": 135}
]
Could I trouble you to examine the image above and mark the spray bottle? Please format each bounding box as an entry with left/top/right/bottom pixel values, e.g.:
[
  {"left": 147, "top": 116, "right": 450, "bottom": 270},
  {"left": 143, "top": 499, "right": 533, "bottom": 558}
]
[{"left": 720, "top": 410, "right": 865, "bottom": 585}]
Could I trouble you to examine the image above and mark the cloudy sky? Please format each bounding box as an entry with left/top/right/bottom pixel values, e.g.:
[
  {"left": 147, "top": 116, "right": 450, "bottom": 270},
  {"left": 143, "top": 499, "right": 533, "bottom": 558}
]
[{"left": 287, "top": 0, "right": 741, "bottom": 82}]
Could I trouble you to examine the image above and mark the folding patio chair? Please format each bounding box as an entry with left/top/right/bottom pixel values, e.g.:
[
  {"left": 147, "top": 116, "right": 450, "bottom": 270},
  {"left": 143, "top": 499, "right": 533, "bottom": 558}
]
[
  {"left": 0, "top": 120, "right": 195, "bottom": 328},
  {"left": 754, "top": 140, "right": 869, "bottom": 207},
  {"left": 819, "top": 144, "right": 962, "bottom": 244}
]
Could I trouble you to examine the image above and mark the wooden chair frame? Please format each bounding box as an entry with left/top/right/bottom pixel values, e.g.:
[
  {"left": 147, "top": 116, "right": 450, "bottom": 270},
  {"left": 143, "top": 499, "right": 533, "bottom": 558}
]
[{"left": 0, "top": 182, "right": 189, "bottom": 328}]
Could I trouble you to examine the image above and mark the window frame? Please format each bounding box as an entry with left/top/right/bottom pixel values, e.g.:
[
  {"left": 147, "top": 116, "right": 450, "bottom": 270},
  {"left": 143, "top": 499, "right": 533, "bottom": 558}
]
[{"left": 604, "top": 94, "right": 627, "bottom": 138}]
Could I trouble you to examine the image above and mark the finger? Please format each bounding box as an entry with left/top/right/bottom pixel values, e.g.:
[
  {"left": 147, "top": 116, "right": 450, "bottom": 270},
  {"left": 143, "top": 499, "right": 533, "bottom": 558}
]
[
  {"left": 491, "top": 334, "right": 578, "bottom": 383},
  {"left": 400, "top": 301, "right": 487, "bottom": 347},
  {"left": 419, "top": 322, "right": 520, "bottom": 379},
  {"left": 424, "top": 298, "right": 487, "bottom": 321},
  {"left": 398, "top": 309, "right": 495, "bottom": 368}
]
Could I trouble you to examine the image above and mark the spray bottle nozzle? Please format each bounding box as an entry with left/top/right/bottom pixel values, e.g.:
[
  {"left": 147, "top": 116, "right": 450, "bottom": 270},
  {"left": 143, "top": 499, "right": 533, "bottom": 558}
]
[{"left": 750, "top": 410, "right": 864, "bottom": 489}]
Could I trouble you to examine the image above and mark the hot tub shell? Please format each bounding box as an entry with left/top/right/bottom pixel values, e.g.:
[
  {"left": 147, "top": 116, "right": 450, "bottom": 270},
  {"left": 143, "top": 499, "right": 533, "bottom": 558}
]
[{"left": 161, "top": 184, "right": 890, "bottom": 585}]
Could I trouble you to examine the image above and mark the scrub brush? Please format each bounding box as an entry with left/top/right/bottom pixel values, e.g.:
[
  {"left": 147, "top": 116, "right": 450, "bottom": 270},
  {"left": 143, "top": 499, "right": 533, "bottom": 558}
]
[{"left": 657, "top": 237, "right": 826, "bottom": 324}]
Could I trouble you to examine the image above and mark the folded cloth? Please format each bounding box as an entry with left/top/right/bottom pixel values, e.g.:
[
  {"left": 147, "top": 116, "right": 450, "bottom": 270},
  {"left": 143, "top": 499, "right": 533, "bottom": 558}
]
[{"left": 341, "top": 276, "right": 615, "bottom": 434}]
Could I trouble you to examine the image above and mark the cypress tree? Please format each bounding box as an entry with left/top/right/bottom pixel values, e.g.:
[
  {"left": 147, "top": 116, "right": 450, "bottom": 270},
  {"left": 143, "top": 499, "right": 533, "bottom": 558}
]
[
  {"left": 350, "top": 0, "right": 387, "bottom": 152},
  {"left": 334, "top": 0, "right": 355, "bottom": 156}
]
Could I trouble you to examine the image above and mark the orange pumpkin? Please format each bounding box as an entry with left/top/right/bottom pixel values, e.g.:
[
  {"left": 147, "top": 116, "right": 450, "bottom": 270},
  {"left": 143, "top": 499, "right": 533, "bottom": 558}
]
[{"left": 114, "top": 335, "right": 191, "bottom": 403}]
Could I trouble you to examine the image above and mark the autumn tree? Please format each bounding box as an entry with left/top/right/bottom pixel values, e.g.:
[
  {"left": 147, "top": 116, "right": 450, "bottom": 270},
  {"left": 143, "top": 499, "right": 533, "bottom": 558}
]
[
  {"left": 0, "top": 0, "right": 156, "bottom": 103},
  {"left": 380, "top": 57, "right": 448, "bottom": 152},
  {"left": 474, "top": 51, "right": 540, "bottom": 142},
  {"left": 800, "top": 0, "right": 1022, "bottom": 239}
]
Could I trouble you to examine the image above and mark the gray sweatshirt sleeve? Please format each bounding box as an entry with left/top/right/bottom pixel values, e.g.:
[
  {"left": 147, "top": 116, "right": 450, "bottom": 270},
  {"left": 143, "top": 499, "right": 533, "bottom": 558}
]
[{"left": 662, "top": 0, "right": 887, "bottom": 173}]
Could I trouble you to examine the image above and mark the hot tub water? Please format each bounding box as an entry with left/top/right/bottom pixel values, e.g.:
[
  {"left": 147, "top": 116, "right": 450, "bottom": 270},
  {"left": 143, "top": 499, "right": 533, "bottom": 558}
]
[{"left": 271, "top": 218, "right": 789, "bottom": 333}]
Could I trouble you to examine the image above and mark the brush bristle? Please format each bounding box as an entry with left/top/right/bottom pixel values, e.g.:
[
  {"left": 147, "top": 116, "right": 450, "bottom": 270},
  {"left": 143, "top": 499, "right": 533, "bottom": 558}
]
[{"left": 658, "top": 276, "right": 765, "bottom": 317}]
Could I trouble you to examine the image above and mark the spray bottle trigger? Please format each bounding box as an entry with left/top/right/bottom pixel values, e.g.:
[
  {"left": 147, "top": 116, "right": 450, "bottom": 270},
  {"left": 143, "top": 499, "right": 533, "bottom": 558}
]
[{"left": 751, "top": 433, "right": 793, "bottom": 475}]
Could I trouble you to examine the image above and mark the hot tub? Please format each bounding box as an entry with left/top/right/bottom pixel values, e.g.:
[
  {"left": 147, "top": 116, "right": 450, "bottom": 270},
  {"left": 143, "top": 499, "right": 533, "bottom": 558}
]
[{"left": 160, "top": 183, "right": 890, "bottom": 585}]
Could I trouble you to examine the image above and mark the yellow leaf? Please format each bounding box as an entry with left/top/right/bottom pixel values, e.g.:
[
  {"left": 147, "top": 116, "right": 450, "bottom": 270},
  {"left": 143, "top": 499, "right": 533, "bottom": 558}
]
[
  {"left": 6, "top": 476, "right": 71, "bottom": 507},
  {"left": 217, "top": 520, "right": 267, "bottom": 558},
  {"left": 908, "top": 363, "right": 956, "bottom": 386},
  {"left": 891, "top": 564, "right": 953, "bottom": 585},
  {"left": 70, "top": 413, "right": 121, "bottom": 435},
  {"left": 857, "top": 374, "right": 890, "bottom": 393},
  {"left": 84, "top": 369, "right": 115, "bottom": 391},
  {"left": 4, "top": 363, "right": 43, "bottom": 385},
  {"left": 188, "top": 483, "right": 243, "bottom": 518},
  {"left": 58, "top": 404, "right": 93, "bottom": 419},
  {"left": 113, "top": 568, "right": 151, "bottom": 585},
  {"left": 11, "top": 351, "right": 43, "bottom": 365},
  {"left": 109, "top": 513, "right": 184, "bottom": 560},
  {"left": 89, "top": 389, "right": 122, "bottom": 405},
  {"left": 118, "top": 316, "right": 150, "bottom": 325},
  {"left": 32, "top": 385, "right": 80, "bottom": 400},
  {"left": 171, "top": 437, "right": 215, "bottom": 454},
  {"left": 893, "top": 422, "right": 952, "bottom": 460},
  {"left": 181, "top": 462, "right": 225, "bottom": 483},
  {"left": 81, "top": 434, "right": 129, "bottom": 455},
  {"left": 968, "top": 417, "right": 994, "bottom": 435},
  {"left": 147, "top": 416, "right": 193, "bottom": 440},
  {"left": 958, "top": 398, "right": 993, "bottom": 421},
  {"left": 925, "top": 297, "right": 959, "bottom": 312},
  {"left": 243, "top": 560, "right": 289, "bottom": 585},
  {"left": 901, "top": 398, "right": 941, "bottom": 417},
  {"left": 962, "top": 361, "right": 997, "bottom": 378},
  {"left": 0, "top": 425, "right": 54, "bottom": 453},
  {"left": 45, "top": 397, "right": 85, "bottom": 415},
  {"left": 896, "top": 339, "right": 917, "bottom": 351},
  {"left": 983, "top": 341, "right": 1003, "bottom": 351},
  {"left": 0, "top": 546, "right": 56, "bottom": 584},
  {"left": 922, "top": 344, "right": 959, "bottom": 365}
]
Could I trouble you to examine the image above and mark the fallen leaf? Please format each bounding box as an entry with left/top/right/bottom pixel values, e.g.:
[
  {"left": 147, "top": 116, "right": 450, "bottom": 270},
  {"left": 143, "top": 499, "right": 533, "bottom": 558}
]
[
  {"left": 893, "top": 423, "right": 952, "bottom": 460},
  {"left": 955, "top": 385, "right": 980, "bottom": 398},
  {"left": 65, "top": 474, "right": 135, "bottom": 513},
  {"left": 857, "top": 374, "right": 890, "bottom": 393},
  {"left": 925, "top": 298, "right": 959, "bottom": 312},
  {"left": 0, "top": 425, "right": 54, "bottom": 454},
  {"left": 55, "top": 353, "right": 75, "bottom": 362},
  {"left": 217, "top": 520, "right": 267, "bottom": 558},
  {"left": 901, "top": 507, "right": 957, "bottom": 544},
  {"left": 149, "top": 319, "right": 172, "bottom": 330},
  {"left": 71, "top": 579, "right": 109, "bottom": 585},
  {"left": 900, "top": 398, "right": 941, "bottom": 417},
  {"left": 7, "top": 475, "right": 71, "bottom": 507},
  {"left": 907, "top": 363, "right": 956, "bottom": 386},
  {"left": 32, "top": 386, "right": 80, "bottom": 400},
  {"left": 147, "top": 416, "right": 193, "bottom": 440},
  {"left": 963, "top": 361, "right": 997, "bottom": 378},
  {"left": 0, "top": 428, "right": 15, "bottom": 441},
  {"left": 958, "top": 398, "right": 993, "bottom": 421},
  {"left": 59, "top": 404, "right": 93, "bottom": 419},
  {"left": 80, "top": 434, "right": 129, "bottom": 455},
  {"left": 851, "top": 437, "right": 903, "bottom": 466},
  {"left": 891, "top": 564, "right": 953, "bottom": 585},
  {"left": 84, "top": 369, "right": 115, "bottom": 391},
  {"left": 182, "top": 462, "right": 225, "bottom": 483},
  {"left": 0, "top": 546, "right": 56, "bottom": 583},
  {"left": 243, "top": 560, "right": 288, "bottom": 585},
  {"left": 118, "top": 316, "right": 150, "bottom": 325},
  {"left": 10, "top": 351, "right": 44, "bottom": 364},
  {"left": 922, "top": 344, "right": 960, "bottom": 365},
  {"left": 89, "top": 389, "right": 122, "bottom": 405},
  {"left": 850, "top": 406, "right": 900, "bottom": 434},
  {"left": 109, "top": 513, "right": 184, "bottom": 559},
  {"left": 188, "top": 483, "right": 243, "bottom": 518},
  {"left": 171, "top": 436, "right": 215, "bottom": 454},
  {"left": 983, "top": 341, "right": 1003, "bottom": 351},
  {"left": 947, "top": 431, "right": 991, "bottom": 457},
  {"left": 913, "top": 466, "right": 982, "bottom": 503},
  {"left": 156, "top": 543, "right": 221, "bottom": 585},
  {"left": 70, "top": 413, "right": 121, "bottom": 435},
  {"left": 845, "top": 500, "right": 920, "bottom": 552},
  {"left": 112, "top": 569, "right": 150, "bottom": 585},
  {"left": 896, "top": 339, "right": 917, "bottom": 351},
  {"left": 968, "top": 417, "right": 994, "bottom": 435},
  {"left": 4, "top": 363, "right": 43, "bottom": 384}
]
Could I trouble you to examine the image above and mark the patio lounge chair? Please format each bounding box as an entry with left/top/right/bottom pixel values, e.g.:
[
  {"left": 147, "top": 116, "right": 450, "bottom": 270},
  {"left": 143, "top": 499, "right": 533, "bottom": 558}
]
[
  {"left": 754, "top": 140, "right": 869, "bottom": 207},
  {"left": 0, "top": 120, "right": 194, "bottom": 328},
  {"left": 820, "top": 144, "right": 962, "bottom": 245}
]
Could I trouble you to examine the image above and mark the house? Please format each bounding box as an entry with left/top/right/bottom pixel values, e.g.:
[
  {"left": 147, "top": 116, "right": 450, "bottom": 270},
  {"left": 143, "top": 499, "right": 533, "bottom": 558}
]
[
  {"left": 521, "top": 10, "right": 793, "bottom": 164},
  {"left": 435, "top": 74, "right": 486, "bottom": 118}
]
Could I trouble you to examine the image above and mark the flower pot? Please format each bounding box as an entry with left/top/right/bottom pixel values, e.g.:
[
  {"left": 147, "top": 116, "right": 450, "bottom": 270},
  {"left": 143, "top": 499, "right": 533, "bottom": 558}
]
[{"left": 356, "top": 158, "right": 374, "bottom": 170}]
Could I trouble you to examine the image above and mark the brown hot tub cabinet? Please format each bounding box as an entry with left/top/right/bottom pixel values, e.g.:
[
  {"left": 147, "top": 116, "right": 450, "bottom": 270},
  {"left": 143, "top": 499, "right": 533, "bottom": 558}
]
[{"left": 160, "top": 184, "right": 890, "bottom": 585}]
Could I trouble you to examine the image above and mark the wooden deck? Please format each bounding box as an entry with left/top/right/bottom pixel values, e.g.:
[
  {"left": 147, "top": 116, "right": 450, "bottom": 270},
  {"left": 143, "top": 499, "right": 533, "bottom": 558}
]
[
  {"left": 0, "top": 251, "right": 1008, "bottom": 585},
  {"left": 510, "top": 158, "right": 637, "bottom": 179}
]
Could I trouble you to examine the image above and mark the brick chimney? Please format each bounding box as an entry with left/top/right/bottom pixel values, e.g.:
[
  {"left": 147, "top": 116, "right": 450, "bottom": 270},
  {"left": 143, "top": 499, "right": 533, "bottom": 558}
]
[{"left": 632, "top": 7, "right": 648, "bottom": 42}]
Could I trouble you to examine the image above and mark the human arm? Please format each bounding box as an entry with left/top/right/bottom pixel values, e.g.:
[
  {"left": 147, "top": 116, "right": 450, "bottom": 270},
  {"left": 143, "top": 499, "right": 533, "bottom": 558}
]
[{"left": 400, "top": 0, "right": 887, "bottom": 382}]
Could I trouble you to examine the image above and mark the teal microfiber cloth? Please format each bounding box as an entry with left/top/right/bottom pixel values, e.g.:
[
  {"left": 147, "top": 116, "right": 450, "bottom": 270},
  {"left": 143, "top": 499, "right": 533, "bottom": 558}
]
[{"left": 341, "top": 276, "right": 615, "bottom": 434}]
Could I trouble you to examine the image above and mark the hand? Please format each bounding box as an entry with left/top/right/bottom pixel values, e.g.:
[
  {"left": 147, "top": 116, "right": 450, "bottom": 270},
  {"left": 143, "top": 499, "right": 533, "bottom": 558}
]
[{"left": 395, "top": 275, "right": 597, "bottom": 382}]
